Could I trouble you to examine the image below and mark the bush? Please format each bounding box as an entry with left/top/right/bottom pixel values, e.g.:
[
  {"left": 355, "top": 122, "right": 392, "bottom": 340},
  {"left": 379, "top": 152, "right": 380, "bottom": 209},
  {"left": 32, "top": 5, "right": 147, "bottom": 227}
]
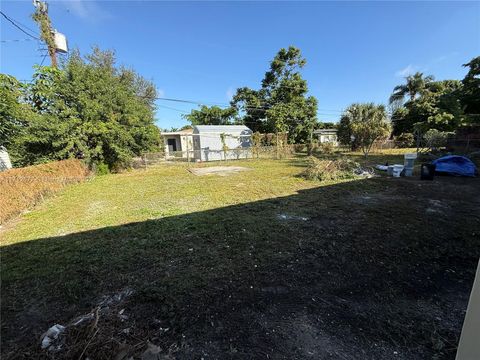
[
  {"left": 302, "top": 156, "right": 359, "bottom": 182},
  {"left": 95, "top": 163, "right": 110, "bottom": 175},
  {"left": 423, "top": 129, "right": 452, "bottom": 151},
  {"left": 0, "top": 159, "right": 90, "bottom": 224},
  {"left": 395, "top": 133, "right": 415, "bottom": 148},
  {"left": 318, "top": 142, "right": 335, "bottom": 154}
]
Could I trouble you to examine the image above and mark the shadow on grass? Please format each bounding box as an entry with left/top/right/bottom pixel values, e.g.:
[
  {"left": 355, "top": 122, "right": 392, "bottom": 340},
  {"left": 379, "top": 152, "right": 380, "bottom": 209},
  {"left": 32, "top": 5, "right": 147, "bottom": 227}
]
[{"left": 2, "top": 176, "right": 479, "bottom": 359}]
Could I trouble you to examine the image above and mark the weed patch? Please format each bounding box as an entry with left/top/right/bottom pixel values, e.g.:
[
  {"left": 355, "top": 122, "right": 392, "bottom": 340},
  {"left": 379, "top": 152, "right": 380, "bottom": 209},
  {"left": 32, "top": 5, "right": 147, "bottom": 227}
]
[{"left": 0, "top": 160, "right": 90, "bottom": 224}]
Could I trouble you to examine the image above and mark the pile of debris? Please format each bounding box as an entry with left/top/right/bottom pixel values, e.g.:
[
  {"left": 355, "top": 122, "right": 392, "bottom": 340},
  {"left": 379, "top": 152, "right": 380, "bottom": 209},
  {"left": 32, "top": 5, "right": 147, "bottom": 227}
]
[
  {"left": 37, "top": 288, "right": 174, "bottom": 359},
  {"left": 302, "top": 156, "right": 373, "bottom": 182}
]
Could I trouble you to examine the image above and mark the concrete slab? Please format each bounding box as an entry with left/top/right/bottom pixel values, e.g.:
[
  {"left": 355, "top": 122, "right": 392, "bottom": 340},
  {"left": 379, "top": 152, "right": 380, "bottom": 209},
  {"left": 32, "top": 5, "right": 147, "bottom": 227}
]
[{"left": 189, "top": 166, "right": 251, "bottom": 177}]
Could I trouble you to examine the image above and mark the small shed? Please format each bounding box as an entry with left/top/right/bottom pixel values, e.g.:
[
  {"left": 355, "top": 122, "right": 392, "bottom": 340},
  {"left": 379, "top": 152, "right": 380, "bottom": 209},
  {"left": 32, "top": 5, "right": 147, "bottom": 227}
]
[
  {"left": 0, "top": 146, "right": 12, "bottom": 171},
  {"left": 314, "top": 129, "right": 338, "bottom": 145},
  {"left": 161, "top": 128, "right": 194, "bottom": 159},
  {"left": 192, "top": 125, "right": 252, "bottom": 162}
]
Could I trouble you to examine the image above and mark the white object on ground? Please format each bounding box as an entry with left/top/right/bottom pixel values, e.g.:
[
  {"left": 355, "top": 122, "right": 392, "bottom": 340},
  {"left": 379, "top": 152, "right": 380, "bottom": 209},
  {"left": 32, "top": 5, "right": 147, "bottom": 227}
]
[
  {"left": 277, "top": 214, "right": 309, "bottom": 221},
  {"left": 375, "top": 165, "right": 388, "bottom": 171},
  {"left": 392, "top": 165, "right": 404, "bottom": 177},
  {"left": 41, "top": 324, "right": 65, "bottom": 349}
]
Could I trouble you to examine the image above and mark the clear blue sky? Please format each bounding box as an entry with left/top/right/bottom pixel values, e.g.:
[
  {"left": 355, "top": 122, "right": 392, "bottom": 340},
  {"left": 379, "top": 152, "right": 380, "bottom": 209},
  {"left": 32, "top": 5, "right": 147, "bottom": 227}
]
[{"left": 1, "top": 1, "right": 479, "bottom": 129}]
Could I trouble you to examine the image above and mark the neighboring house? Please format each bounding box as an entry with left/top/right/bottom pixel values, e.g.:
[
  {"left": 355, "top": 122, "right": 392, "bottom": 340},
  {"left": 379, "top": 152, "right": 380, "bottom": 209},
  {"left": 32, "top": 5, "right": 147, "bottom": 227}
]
[
  {"left": 192, "top": 125, "right": 252, "bottom": 161},
  {"left": 314, "top": 129, "right": 338, "bottom": 145},
  {"left": 161, "top": 128, "right": 194, "bottom": 159},
  {"left": 0, "top": 146, "right": 13, "bottom": 171}
]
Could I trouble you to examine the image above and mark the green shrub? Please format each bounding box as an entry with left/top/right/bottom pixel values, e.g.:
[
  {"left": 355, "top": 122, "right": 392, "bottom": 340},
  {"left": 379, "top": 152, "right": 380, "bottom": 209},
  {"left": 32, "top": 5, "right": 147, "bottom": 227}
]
[
  {"left": 319, "top": 142, "right": 335, "bottom": 154},
  {"left": 395, "top": 133, "right": 415, "bottom": 148},
  {"left": 423, "top": 129, "right": 453, "bottom": 151},
  {"left": 95, "top": 163, "right": 110, "bottom": 175}
]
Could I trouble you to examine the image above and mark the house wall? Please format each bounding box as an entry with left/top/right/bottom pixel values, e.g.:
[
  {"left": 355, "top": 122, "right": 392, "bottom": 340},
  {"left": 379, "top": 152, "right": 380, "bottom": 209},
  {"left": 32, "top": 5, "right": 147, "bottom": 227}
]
[
  {"left": 193, "top": 132, "right": 252, "bottom": 162},
  {"left": 318, "top": 133, "right": 338, "bottom": 145},
  {"left": 180, "top": 135, "right": 194, "bottom": 158},
  {"left": 162, "top": 135, "right": 194, "bottom": 159},
  {"left": 163, "top": 135, "right": 182, "bottom": 157},
  {"left": 0, "top": 147, "right": 12, "bottom": 171}
]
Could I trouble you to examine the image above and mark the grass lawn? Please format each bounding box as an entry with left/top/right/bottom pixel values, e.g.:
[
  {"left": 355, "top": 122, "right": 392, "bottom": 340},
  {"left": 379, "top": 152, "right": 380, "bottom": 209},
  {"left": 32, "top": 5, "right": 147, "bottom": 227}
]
[{"left": 1, "top": 152, "right": 479, "bottom": 359}]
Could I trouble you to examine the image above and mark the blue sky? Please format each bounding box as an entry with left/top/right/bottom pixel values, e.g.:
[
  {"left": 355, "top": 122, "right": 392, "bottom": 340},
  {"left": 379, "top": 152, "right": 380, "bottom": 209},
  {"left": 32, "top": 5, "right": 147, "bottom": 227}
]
[{"left": 1, "top": 1, "right": 479, "bottom": 129}]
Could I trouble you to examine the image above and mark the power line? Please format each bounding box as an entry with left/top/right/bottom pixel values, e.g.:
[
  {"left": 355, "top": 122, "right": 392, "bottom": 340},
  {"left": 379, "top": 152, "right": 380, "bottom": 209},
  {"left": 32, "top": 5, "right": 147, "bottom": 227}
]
[
  {"left": 1, "top": 38, "right": 35, "bottom": 43},
  {"left": 157, "top": 104, "right": 190, "bottom": 113},
  {"left": 154, "top": 96, "right": 346, "bottom": 114},
  {"left": 1, "top": 11, "right": 38, "bottom": 34},
  {"left": 39, "top": 53, "right": 48, "bottom": 66},
  {"left": 0, "top": 11, "right": 40, "bottom": 40}
]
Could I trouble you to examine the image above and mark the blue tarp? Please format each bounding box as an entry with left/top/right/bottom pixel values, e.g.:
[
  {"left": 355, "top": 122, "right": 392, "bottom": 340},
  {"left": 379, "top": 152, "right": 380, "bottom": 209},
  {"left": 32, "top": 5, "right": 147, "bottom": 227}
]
[{"left": 432, "top": 155, "right": 478, "bottom": 177}]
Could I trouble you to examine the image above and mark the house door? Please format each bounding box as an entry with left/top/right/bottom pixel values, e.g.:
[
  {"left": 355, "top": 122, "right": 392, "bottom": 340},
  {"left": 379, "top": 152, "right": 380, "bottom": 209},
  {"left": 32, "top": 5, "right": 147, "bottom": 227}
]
[{"left": 167, "top": 138, "right": 177, "bottom": 152}]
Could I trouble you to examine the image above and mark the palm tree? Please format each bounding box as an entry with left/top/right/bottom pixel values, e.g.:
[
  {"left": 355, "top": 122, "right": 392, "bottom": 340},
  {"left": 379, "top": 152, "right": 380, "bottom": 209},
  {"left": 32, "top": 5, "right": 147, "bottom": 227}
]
[
  {"left": 389, "top": 72, "right": 434, "bottom": 104},
  {"left": 338, "top": 103, "right": 391, "bottom": 157}
]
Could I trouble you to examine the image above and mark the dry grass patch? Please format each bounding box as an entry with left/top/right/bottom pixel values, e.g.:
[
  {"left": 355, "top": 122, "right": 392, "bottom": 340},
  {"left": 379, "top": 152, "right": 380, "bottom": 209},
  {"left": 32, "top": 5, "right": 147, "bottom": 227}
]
[
  {"left": 0, "top": 159, "right": 90, "bottom": 224},
  {"left": 302, "top": 156, "right": 360, "bottom": 182}
]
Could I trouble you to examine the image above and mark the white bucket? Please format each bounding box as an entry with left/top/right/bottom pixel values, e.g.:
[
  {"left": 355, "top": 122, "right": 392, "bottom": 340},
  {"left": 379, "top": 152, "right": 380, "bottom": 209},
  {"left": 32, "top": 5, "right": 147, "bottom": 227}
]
[
  {"left": 393, "top": 165, "right": 404, "bottom": 177},
  {"left": 404, "top": 153, "right": 416, "bottom": 177}
]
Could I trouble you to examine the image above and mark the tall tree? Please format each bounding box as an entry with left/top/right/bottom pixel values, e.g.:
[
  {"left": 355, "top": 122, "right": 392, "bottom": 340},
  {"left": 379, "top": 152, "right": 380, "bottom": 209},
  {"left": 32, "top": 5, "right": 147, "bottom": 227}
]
[
  {"left": 183, "top": 105, "right": 237, "bottom": 125},
  {"left": 391, "top": 80, "right": 464, "bottom": 135},
  {"left": 461, "top": 56, "right": 480, "bottom": 124},
  {"left": 231, "top": 46, "right": 318, "bottom": 143},
  {"left": 17, "top": 47, "right": 161, "bottom": 169},
  {"left": 339, "top": 103, "right": 391, "bottom": 158},
  {"left": 0, "top": 74, "right": 30, "bottom": 150},
  {"left": 389, "top": 72, "right": 435, "bottom": 104}
]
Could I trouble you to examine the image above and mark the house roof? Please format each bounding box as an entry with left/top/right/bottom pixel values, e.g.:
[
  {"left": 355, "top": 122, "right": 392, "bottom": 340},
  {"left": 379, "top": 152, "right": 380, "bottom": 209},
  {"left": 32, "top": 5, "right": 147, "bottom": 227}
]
[
  {"left": 161, "top": 128, "right": 193, "bottom": 136},
  {"left": 313, "top": 128, "right": 338, "bottom": 134},
  {"left": 193, "top": 125, "right": 252, "bottom": 134}
]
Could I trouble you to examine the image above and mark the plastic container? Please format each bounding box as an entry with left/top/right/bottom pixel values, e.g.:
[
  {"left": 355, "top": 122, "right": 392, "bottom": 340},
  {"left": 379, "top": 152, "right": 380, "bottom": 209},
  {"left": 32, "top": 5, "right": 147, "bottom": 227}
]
[
  {"left": 421, "top": 163, "right": 436, "bottom": 180},
  {"left": 387, "top": 165, "right": 394, "bottom": 176},
  {"left": 393, "top": 164, "right": 404, "bottom": 177},
  {"left": 403, "top": 153, "right": 417, "bottom": 177}
]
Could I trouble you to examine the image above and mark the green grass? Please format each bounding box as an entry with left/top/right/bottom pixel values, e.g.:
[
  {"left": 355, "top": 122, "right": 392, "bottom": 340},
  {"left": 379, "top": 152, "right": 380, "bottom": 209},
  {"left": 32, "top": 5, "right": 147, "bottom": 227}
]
[
  {"left": 1, "top": 158, "right": 320, "bottom": 245},
  {"left": 2, "top": 151, "right": 478, "bottom": 359}
]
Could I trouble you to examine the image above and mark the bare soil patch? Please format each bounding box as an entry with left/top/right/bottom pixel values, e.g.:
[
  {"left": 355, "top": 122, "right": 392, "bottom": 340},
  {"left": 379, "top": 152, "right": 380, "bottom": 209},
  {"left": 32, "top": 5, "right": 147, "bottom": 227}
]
[{"left": 189, "top": 166, "right": 251, "bottom": 176}]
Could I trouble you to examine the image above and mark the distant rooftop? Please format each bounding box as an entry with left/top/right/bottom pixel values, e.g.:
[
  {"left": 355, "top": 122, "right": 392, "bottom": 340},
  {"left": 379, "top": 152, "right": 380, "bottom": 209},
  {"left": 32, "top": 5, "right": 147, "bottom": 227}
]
[
  {"left": 314, "top": 128, "right": 337, "bottom": 134},
  {"left": 193, "top": 125, "right": 252, "bottom": 133},
  {"left": 161, "top": 128, "right": 193, "bottom": 136}
]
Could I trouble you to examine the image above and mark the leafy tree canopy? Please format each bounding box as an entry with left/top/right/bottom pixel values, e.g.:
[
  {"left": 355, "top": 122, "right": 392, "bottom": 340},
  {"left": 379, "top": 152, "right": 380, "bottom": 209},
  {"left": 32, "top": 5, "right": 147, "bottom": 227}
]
[
  {"left": 389, "top": 72, "right": 434, "bottom": 105},
  {"left": 391, "top": 79, "right": 464, "bottom": 135},
  {"left": 0, "top": 74, "right": 35, "bottom": 151},
  {"left": 230, "top": 46, "right": 318, "bottom": 143},
  {"left": 4, "top": 47, "right": 161, "bottom": 170},
  {"left": 338, "top": 103, "right": 391, "bottom": 157},
  {"left": 461, "top": 56, "right": 480, "bottom": 123},
  {"left": 183, "top": 105, "right": 237, "bottom": 125}
]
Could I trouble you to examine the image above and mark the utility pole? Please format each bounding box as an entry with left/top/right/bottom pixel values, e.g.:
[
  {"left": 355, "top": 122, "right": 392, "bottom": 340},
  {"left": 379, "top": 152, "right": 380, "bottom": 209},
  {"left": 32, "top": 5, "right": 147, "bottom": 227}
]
[{"left": 32, "top": 0, "right": 57, "bottom": 67}]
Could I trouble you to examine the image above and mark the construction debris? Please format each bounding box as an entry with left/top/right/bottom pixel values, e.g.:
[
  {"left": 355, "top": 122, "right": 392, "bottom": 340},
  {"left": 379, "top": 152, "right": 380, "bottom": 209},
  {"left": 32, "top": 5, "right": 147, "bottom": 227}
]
[{"left": 41, "top": 324, "right": 65, "bottom": 350}]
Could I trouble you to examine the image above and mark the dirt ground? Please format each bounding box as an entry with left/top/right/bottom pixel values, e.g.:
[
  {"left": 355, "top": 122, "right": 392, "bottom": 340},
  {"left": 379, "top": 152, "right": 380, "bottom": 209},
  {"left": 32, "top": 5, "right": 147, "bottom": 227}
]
[
  {"left": 1, "top": 175, "right": 479, "bottom": 359},
  {"left": 189, "top": 166, "right": 251, "bottom": 176}
]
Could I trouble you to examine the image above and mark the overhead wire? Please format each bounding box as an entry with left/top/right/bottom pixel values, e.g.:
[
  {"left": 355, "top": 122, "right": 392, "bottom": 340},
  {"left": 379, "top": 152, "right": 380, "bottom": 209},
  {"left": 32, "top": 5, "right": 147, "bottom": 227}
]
[
  {"left": 153, "top": 96, "right": 346, "bottom": 114},
  {"left": 0, "top": 11, "right": 40, "bottom": 40},
  {"left": 1, "top": 38, "right": 35, "bottom": 43}
]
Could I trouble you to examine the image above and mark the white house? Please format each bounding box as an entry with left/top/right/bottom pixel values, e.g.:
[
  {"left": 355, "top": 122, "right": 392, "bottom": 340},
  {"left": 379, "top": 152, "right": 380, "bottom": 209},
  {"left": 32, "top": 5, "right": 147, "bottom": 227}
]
[
  {"left": 161, "top": 128, "right": 194, "bottom": 159},
  {"left": 314, "top": 129, "right": 338, "bottom": 145},
  {"left": 0, "top": 146, "right": 12, "bottom": 171},
  {"left": 192, "top": 125, "right": 252, "bottom": 161}
]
